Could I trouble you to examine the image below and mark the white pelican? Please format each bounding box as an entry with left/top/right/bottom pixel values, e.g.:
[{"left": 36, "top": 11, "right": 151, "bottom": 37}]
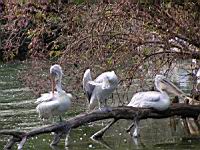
[
  {"left": 196, "top": 68, "right": 200, "bottom": 91},
  {"left": 83, "top": 69, "right": 118, "bottom": 111},
  {"left": 128, "top": 74, "right": 191, "bottom": 137},
  {"left": 192, "top": 59, "right": 200, "bottom": 92},
  {"left": 35, "top": 64, "right": 72, "bottom": 121}
]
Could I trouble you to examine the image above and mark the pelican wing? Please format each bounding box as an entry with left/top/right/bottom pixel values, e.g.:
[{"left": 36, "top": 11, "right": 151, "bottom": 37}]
[
  {"left": 88, "top": 77, "right": 111, "bottom": 90},
  {"left": 95, "top": 71, "right": 118, "bottom": 89},
  {"left": 197, "top": 68, "right": 200, "bottom": 77},
  {"left": 197, "top": 69, "right": 200, "bottom": 87},
  {"left": 35, "top": 92, "right": 58, "bottom": 104},
  {"left": 36, "top": 99, "right": 61, "bottom": 119},
  {"left": 94, "top": 72, "right": 109, "bottom": 83},
  {"left": 83, "top": 69, "right": 92, "bottom": 89},
  {"left": 128, "top": 91, "right": 161, "bottom": 107},
  {"left": 88, "top": 81, "right": 101, "bottom": 86},
  {"left": 101, "top": 76, "right": 111, "bottom": 89},
  {"left": 94, "top": 72, "right": 113, "bottom": 89},
  {"left": 83, "top": 69, "right": 94, "bottom": 102}
]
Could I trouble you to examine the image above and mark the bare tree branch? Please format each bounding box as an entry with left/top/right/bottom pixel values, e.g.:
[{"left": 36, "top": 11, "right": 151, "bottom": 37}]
[{"left": 1, "top": 104, "right": 200, "bottom": 149}]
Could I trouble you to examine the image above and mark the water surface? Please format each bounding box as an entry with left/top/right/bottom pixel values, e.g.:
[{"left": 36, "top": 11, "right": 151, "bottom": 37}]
[{"left": 0, "top": 62, "right": 200, "bottom": 150}]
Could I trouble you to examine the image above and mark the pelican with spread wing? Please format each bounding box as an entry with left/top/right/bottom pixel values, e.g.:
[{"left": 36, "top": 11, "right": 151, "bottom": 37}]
[
  {"left": 83, "top": 69, "right": 118, "bottom": 111},
  {"left": 128, "top": 74, "right": 192, "bottom": 137},
  {"left": 35, "top": 64, "right": 72, "bottom": 121}
]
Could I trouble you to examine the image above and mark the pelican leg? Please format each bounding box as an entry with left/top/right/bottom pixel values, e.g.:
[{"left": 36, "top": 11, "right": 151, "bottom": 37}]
[
  {"left": 89, "top": 96, "right": 97, "bottom": 111},
  {"left": 111, "top": 93, "right": 114, "bottom": 105},
  {"left": 104, "top": 99, "right": 112, "bottom": 112},
  {"left": 65, "top": 128, "right": 71, "bottom": 147},
  {"left": 97, "top": 99, "right": 112, "bottom": 112},
  {"left": 87, "top": 105, "right": 91, "bottom": 112},
  {"left": 98, "top": 100, "right": 103, "bottom": 110},
  {"left": 105, "top": 99, "right": 108, "bottom": 108},
  {"left": 116, "top": 89, "right": 122, "bottom": 105},
  {"left": 132, "top": 119, "right": 140, "bottom": 138},
  {"left": 59, "top": 116, "right": 62, "bottom": 122}
]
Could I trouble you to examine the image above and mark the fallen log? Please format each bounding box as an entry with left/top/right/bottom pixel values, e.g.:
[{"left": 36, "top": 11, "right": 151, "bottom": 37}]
[{"left": 1, "top": 103, "right": 200, "bottom": 150}]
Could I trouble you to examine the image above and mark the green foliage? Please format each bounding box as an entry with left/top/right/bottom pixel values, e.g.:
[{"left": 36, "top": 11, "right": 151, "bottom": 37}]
[
  {"left": 49, "top": 50, "right": 62, "bottom": 58},
  {"left": 143, "top": 47, "right": 151, "bottom": 56},
  {"left": 1, "top": 0, "right": 200, "bottom": 85},
  {"left": 73, "top": 0, "right": 85, "bottom": 5}
]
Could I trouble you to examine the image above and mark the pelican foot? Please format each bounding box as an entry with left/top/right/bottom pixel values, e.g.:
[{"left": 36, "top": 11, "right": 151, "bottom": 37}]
[
  {"left": 132, "top": 125, "right": 140, "bottom": 138},
  {"left": 132, "top": 132, "right": 140, "bottom": 138},
  {"left": 99, "top": 107, "right": 112, "bottom": 112},
  {"left": 132, "top": 129, "right": 140, "bottom": 138},
  {"left": 42, "top": 119, "right": 51, "bottom": 124},
  {"left": 59, "top": 116, "right": 63, "bottom": 122}
]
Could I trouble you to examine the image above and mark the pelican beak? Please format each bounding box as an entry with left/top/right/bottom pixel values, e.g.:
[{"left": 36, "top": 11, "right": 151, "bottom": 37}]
[
  {"left": 50, "top": 74, "right": 56, "bottom": 95},
  {"left": 160, "top": 78, "right": 184, "bottom": 96},
  {"left": 160, "top": 78, "right": 171, "bottom": 89}
]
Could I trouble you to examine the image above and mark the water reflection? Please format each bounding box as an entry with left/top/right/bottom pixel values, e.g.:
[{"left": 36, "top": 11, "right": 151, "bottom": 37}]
[
  {"left": 0, "top": 62, "right": 200, "bottom": 150},
  {"left": 132, "top": 137, "right": 146, "bottom": 149},
  {"left": 91, "top": 138, "right": 113, "bottom": 150},
  {"left": 50, "top": 145, "right": 69, "bottom": 150}
]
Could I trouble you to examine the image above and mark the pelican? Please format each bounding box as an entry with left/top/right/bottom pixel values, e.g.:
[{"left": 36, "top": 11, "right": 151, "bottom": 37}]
[
  {"left": 83, "top": 69, "right": 118, "bottom": 111},
  {"left": 192, "top": 59, "right": 200, "bottom": 91},
  {"left": 196, "top": 68, "right": 200, "bottom": 91},
  {"left": 35, "top": 64, "right": 72, "bottom": 121},
  {"left": 128, "top": 74, "right": 191, "bottom": 137}
]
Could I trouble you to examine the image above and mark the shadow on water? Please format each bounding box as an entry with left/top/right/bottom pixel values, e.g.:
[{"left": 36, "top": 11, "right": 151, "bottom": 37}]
[
  {"left": 154, "top": 137, "right": 200, "bottom": 150},
  {"left": 0, "top": 61, "right": 200, "bottom": 150}
]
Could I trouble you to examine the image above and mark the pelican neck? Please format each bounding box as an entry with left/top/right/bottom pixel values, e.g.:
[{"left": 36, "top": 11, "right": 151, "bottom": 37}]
[{"left": 56, "top": 80, "right": 62, "bottom": 92}]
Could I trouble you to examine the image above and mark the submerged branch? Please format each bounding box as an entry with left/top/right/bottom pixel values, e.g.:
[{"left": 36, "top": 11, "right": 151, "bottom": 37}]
[
  {"left": 1, "top": 104, "right": 200, "bottom": 149},
  {"left": 91, "top": 119, "right": 118, "bottom": 139}
]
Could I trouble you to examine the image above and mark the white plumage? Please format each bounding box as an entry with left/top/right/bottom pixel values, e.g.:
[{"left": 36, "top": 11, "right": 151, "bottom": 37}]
[
  {"left": 128, "top": 91, "right": 170, "bottom": 111},
  {"left": 196, "top": 68, "right": 200, "bottom": 91},
  {"left": 128, "top": 74, "right": 188, "bottom": 137},
  {"left": 35, "top": 64, "right": 72, "bottom": 120},
  {"left": 83, "top": 69, "right": 118, "bottom": 110}
]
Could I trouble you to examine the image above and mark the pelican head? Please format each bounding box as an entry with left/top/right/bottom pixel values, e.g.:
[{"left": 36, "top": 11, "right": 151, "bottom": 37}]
[
  {"left": 50, "top": 64, "right": 63, "bottom": 94},
  {"left": 155, "top": 75, "right": 168, "bottom": 92},
  {"left": 155, "top": 74, "right": 184, "bottom": 96}
]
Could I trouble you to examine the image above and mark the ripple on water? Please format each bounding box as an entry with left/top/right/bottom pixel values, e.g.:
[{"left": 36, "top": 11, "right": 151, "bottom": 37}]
[
  {"left": 0, "top": 99, "right": 35, "bottom": 110},
  {"left": 0, "top": 61, "right": 199, "bottom": 150},
  {"left": 0, "top": 109, "right": 36, "bottom": 117},
  {"left": 1, "top": 87, "right": 32, "bottom": 93},
  {"left": 0, "top": 91, "right": 35, "bottom": 103}
]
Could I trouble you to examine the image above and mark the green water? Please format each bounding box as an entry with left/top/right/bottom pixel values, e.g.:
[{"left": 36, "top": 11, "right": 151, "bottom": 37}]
[{"left": 1, "top": 62, "right": 200, "bottom": 150}]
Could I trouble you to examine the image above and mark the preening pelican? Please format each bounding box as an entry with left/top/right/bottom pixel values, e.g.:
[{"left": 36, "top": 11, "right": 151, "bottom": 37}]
[
  {"left": 35, "top": 64, "right": 72, "bottom": 121},
  {"left": 83, "top": 69, "right": 118, "bottom": 111},
  {"left": 128, "top": 74, "right": 191, "bottom": 137}
]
